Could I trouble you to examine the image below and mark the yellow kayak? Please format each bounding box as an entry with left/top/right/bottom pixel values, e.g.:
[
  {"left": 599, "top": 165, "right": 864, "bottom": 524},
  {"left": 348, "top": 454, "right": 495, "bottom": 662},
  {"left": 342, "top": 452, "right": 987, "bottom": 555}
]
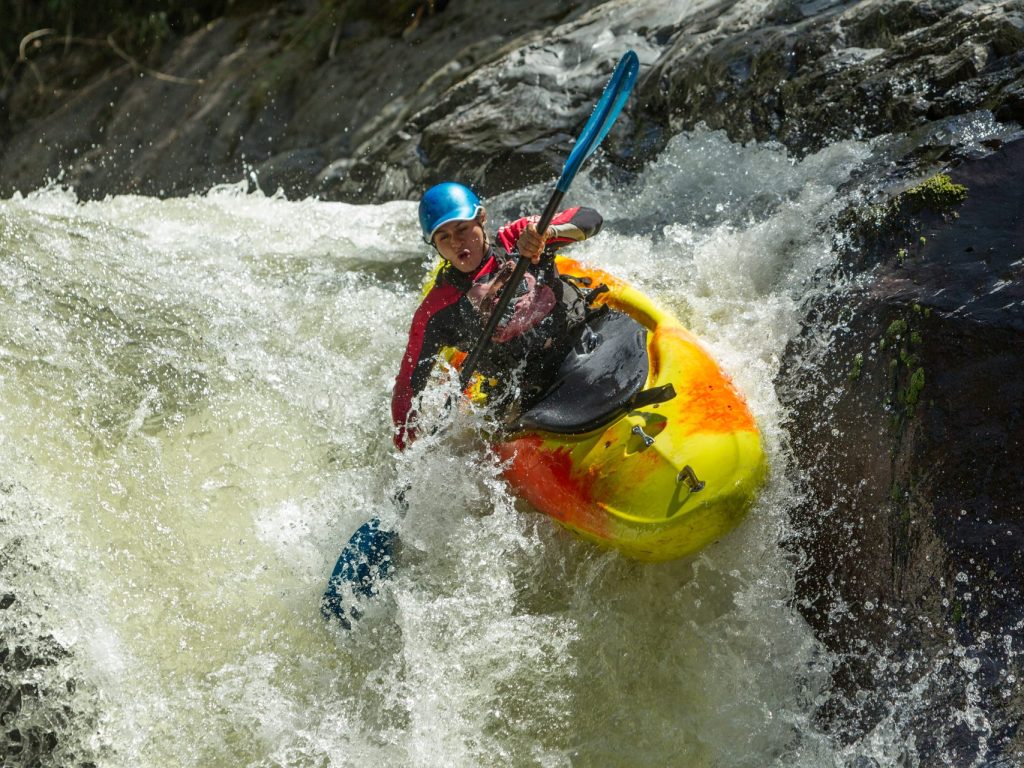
[{"left": 489, "top": 256, "right": 767, "bottom": 562}]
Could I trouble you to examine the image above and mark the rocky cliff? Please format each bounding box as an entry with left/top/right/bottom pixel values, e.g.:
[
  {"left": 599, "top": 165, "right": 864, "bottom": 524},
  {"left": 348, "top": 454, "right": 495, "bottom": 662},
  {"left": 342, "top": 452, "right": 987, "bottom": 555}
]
[
  {"left": 780, "top": 144, "right": 1024, "bottom": 754},
  {"left": 5, "top": 1, "right": 1023, "bottom": 203}
]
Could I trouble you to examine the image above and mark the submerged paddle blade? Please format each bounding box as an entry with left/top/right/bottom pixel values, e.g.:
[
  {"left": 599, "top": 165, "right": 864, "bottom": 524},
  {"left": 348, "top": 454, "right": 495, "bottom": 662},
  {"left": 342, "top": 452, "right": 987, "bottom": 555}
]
[
  {"left": 556, "top": 50, "right": 640, "bottom": 193},
  {"left": 321, "top": 517, "right": 397, "bottom": 629}
]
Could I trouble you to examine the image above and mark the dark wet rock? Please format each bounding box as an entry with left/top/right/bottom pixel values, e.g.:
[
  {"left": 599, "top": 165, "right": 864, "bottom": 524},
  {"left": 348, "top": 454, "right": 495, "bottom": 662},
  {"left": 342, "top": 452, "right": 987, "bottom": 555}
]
[
  {"left": 325, "top": 0, "right": 1024, "bottom": 200},
  {"left": 778, "top": 138, "right": 1024, "bottom": 760},
  {"left": 634, "top": 0, "right": 1024, "bottom": 161},
  {"left": 0, "top": 0, "right": 612, "bottom": 200},
  {"left": 322, "top": 0, "right": 755, "bottom": 201},
  {"left": 253, "top": 146, "right": 328, "bottom": 196},
  {"left": 3, "top": 1, "right": 1023, "bottom": 201}
]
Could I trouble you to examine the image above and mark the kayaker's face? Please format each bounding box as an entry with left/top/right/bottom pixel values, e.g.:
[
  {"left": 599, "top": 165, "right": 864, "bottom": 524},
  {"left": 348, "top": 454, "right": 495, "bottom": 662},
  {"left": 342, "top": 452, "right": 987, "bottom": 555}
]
[{"left": 433, "top": 212, "right": 487, "bottom": 273}]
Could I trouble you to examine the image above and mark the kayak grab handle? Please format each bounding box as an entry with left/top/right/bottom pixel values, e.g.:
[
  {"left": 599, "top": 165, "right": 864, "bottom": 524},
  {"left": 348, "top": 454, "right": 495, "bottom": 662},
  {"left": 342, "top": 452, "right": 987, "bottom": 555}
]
[{"left": 677, "top": 465, "right": 705, "bottom": 492}]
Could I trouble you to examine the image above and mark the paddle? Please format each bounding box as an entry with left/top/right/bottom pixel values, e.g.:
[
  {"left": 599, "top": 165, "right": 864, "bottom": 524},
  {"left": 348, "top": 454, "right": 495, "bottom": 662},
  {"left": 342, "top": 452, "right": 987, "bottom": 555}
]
[
  {"left": 320, "top": 517, "right": 398, "bottom": 629},
  {"left": 321, "top": 50, "right": 640, "bottom": 628},
  {"left": 457, "top": 49, "right": 640, "bottom": 389}
]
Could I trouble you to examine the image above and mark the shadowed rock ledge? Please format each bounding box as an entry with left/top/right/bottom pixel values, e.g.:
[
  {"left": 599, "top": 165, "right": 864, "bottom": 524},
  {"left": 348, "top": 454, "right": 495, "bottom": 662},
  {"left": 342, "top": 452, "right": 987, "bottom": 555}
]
[
  {"left": 3, "top": 1, "right": 1023, "bottom": 203},
  {"left": 779, "top": 139, "right": 1024, "bottom": 758}
]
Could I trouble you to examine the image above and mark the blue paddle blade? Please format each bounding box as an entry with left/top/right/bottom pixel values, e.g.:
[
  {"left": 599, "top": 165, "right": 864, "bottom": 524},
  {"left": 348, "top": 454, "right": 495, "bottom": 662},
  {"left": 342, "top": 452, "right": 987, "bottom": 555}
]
[
  {"left": 321, "top": 517, "right": 397, "bottom": 629},
  {"left": 556, "top": 50, "right": 640, "bottom": 193}
]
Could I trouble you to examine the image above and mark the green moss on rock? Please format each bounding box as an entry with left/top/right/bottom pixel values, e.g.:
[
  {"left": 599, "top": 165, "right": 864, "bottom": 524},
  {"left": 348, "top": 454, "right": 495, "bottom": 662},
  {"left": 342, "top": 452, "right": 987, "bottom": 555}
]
[
  {"left": 905, "top": 366, "right": 925, "bottom": 407},
  {"left": 886, "top": 319, "right": 909, "bottom": 339},
  {"left": 902, "top": 174, "right": 968, "bottom": 214},
  {"left": 849, "top": 352, "right": 864, "bottom": 381}
]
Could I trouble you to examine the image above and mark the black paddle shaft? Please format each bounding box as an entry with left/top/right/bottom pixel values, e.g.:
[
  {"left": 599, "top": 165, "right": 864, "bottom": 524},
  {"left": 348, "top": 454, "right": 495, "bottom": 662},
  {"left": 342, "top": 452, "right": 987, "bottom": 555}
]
[{"left": 457, "top": 189, "right": 565, "bottom": 389}]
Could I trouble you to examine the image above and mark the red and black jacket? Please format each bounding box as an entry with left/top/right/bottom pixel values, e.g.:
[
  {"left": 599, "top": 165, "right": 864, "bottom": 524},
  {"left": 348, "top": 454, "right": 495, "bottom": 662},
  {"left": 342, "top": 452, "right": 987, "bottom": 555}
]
[{"left": 391, "top": 206, "right": 602, "bottom": 449}]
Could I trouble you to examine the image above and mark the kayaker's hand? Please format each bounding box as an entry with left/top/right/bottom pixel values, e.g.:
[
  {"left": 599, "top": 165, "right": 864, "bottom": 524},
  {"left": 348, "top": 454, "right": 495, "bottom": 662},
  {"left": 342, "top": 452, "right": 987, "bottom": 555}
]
[{"left": 516, "top": 223, "right": 552, "bottom": 264}]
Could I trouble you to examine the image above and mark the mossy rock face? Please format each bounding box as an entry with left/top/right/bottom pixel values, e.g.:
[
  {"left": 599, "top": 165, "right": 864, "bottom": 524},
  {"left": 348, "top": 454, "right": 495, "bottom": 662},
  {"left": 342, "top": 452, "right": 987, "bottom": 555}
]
[
  {"left": 778, "top": 136, "right": 1024, "bottom": 762},
  {"left": 833, "top": 168, "right": 972, "bottom": 276}
]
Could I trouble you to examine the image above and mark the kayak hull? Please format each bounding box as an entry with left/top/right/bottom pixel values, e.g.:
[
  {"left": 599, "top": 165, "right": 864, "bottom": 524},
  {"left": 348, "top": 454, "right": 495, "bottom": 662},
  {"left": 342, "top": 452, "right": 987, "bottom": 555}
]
[{"left": 493, "top": 257, "right": 767, "bottom": 562}]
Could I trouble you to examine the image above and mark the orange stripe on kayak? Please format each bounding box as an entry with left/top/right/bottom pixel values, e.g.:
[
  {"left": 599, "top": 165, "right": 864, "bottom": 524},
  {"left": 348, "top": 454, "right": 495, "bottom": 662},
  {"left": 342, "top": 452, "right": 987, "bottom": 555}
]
[
  {"left": 494, "top": 437, "right": 611, "bottom": 539},
  {"left": 653, "top": 326, "right": 758, "bottom": 435}
]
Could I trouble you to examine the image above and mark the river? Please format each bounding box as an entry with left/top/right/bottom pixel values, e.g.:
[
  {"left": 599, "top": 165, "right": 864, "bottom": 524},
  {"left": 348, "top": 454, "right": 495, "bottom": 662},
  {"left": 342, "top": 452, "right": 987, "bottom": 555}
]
[{"left": 0, "top": 128, "right": 996, "bottom": 766}]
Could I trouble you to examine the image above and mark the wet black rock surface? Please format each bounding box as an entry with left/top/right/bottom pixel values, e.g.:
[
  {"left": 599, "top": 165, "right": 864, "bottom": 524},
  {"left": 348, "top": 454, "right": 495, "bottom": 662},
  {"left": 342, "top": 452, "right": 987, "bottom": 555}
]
[
  {"left": 778, "top": 138, "right": 1024, "bottom": 761},
  {"left": 0, "top": 0, "right": 612, "bottom": 200},
  {"left": 4, "top": 1, "right": 1022, "bottom": 203},
  {"left": 1, "top": 484, "right": 102, "bottom": 767},
  {"left": 636, "top": 0, "right": 1024, "bottom": 158}
]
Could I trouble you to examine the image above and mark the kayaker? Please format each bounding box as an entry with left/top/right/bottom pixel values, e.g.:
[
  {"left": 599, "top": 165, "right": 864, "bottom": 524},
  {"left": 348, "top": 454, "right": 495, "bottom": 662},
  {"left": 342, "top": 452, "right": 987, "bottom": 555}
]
[{"left": 391, "top": 181, "right": 603, "bottom": 450}]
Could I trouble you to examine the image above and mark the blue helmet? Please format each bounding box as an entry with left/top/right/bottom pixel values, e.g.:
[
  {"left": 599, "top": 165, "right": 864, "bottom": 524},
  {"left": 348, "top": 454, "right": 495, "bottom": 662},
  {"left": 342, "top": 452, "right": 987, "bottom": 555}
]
[{"left": 418, "top": 182, "right": 482, "bottom": 243}]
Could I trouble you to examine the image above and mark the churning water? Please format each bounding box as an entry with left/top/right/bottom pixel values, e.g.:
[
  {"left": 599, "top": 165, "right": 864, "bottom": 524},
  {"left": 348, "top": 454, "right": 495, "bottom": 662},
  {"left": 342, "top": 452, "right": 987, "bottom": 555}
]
[{"left": 0, "top": 130, "right": 996, "bottom": 766}]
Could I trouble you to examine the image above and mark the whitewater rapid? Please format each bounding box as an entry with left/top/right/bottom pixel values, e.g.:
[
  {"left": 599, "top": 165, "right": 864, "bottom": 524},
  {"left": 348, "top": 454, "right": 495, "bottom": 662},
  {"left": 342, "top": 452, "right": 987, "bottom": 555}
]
[{"left": 1, "top": 130, "right": 951, "bottom": 766}]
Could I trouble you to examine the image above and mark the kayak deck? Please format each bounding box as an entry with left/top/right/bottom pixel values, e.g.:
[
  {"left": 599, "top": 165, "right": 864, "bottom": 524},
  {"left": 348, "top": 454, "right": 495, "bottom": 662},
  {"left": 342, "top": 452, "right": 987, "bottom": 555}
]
[{"left": 493, "top": 257, "right": 767, "bottom": 562}]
